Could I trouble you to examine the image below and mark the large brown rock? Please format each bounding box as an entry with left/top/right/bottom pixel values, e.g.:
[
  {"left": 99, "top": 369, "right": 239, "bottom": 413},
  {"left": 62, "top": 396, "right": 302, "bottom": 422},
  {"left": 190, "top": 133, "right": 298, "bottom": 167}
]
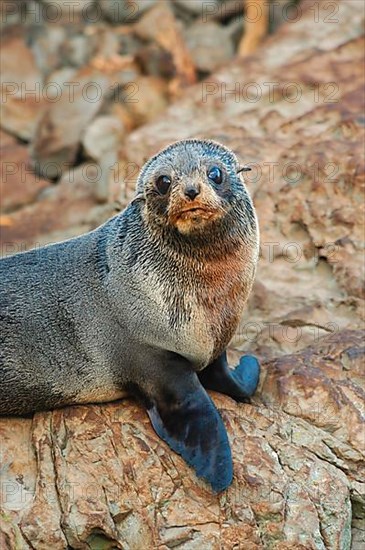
[
  {"left": 0, "top": 163, "right": 117, "bottom": 253},
  {"left": 0, "top": 330, "right": 363, "bottom": 549},
  {"left": 0, "top": 30, "right": 46, "bottom": 141}
]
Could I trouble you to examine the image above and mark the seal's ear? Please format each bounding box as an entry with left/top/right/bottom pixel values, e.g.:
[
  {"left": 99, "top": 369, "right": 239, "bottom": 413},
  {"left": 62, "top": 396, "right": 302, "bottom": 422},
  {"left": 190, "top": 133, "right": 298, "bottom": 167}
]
[
  {"left": 237, "top": 166, "right": 252, "bottom": 173},
  {"left": 131, "top": 193, "right": 145, "bottom": 204}
]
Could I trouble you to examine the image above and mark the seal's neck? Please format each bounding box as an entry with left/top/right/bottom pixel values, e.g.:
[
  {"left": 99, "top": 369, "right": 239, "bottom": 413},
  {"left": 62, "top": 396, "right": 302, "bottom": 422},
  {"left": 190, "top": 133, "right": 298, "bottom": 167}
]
[{"left": 144, "top": 200, "right": 256, "bottom": 263}]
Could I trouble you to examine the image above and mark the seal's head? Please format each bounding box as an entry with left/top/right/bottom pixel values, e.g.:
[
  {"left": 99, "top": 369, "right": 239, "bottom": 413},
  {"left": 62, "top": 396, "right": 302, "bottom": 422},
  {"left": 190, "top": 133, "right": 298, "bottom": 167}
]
[{"left": 135, "top": 139, "right": 256, "bottom": 240}]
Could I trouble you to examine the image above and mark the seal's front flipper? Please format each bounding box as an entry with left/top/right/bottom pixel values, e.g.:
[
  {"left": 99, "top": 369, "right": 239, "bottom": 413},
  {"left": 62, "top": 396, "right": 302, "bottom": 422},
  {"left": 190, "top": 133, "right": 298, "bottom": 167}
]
[
  {"left": 232, "top": 354, "right": 260, "bottom": 397},
  {"left": 199, "top": 352, "right": 260, "bottom": 402},
  {"left": 146, "top": 370, "right": 232, "bottom": 493}
]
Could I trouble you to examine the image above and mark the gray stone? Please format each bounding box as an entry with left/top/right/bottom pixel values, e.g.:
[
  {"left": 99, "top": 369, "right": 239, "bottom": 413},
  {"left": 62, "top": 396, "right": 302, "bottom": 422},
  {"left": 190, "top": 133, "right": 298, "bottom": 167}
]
[
  {"left": 31, "top": 69, "right": 110, "bottom": 178},
  {"left": 45, "top": 67, "right": 78, "bottom": 92},
  {"left": 99, "top": 0, "right": 157, "bottom": 23},
  {"left": 184, "top": 21, "right": 234, "bottom": 73},
  {"left": 174, "top": 0, "right": 220, "bottom": 16},
  {"left": 82, "top": 115, "right": 124, "bottom": 201},
  {"left": 82, "top": 115, "right": 123, "bottom": 161},
  {"left": 30, "top": 25, "right": 67, "bottom": 76},
  {"left": 0, "top": 0, "right": 27, "bottom": 29},
  {"left": 40, "top": 0, "right": 94, "bottom": 12},
  {"left": 63, "top": 34, "right": 94, "bottom": 68}
]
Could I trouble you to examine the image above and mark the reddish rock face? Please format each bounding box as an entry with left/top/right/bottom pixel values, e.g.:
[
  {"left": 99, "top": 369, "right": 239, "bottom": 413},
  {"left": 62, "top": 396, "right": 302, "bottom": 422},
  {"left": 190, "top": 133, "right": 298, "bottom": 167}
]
[
  {"left": 0, "top": 164, "right": 117, "bottom": 255},
  {"left": 0, "top": 330, "right": 363, "bottom": 549}
]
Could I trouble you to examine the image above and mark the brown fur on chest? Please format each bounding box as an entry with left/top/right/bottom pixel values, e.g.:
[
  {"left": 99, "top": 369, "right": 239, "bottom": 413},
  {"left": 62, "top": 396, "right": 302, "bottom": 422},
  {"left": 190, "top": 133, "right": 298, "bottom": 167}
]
[{"left": 195, "top": 250, "right": 252, "bottom": 358}]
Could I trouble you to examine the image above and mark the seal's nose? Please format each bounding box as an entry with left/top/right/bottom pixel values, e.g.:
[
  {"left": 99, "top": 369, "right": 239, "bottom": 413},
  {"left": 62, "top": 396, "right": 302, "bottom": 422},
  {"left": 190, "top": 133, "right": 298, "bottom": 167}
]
[{"left": 185, "top": 186, "right": 200, "bottom": 200}]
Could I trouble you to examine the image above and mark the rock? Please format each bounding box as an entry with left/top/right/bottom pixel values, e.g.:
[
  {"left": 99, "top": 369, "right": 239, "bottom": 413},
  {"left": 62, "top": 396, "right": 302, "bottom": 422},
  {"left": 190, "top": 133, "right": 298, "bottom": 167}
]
[
  {"left": 184, "top": 21, "right": 234, "bottom": 73},
  {"left": 270, "top": 0, "right": 301, "bottom": 33},
  {"left": 117, "top": 28, "right": 142, "bottom": 57},
  {"left": 174, "top": 0, "right": 220, "bottom": 16},
  {"left": 0, "top": 130, "right": 17, "bottom": 148},
  {"left": 0, "top": 164, "right": 116, "bottom": 253},
  {"left": 136, "top": 43, "right": 176, "bottom": 79},
  {"left": 82, "top": 115, "right": 123, "bottom": 161},
  {"left": 134, "top": 1, "right": 196, "bottom": 91},
  {"left": 0, "top": 1, "right": 26, "bottom": 29},
  {"left": 0, "top": 142, "right": 49, "bottom": 213},
  {"left": 40, "top": 0, "right": 93, "bottom": 12},
  {"left": 86, "top": 24, "right": 121, "bottom": 59},
  {"left": 0, "top": 330, "right": 363, "bottom": 548},
  {"left": 100, "top": 0, "right": 157, "bottom": 23},
  {"left": 21, "top": 0, "right": 88, "bottom": 26},
  {"left": 29, "top": 25, "right": 67, "bottom": 77},
  {"left": 62, "top": 33, "right": 94, "bottom": 68},
  {"left": 0, "top": 29, "right": 46, "bottom": 141},
  {"left": 31, "top": 68, "right": 110, "bottom": 179},
  {"left": 45, "top": 67, "right": 78, "bottom": 93},
  {"left": 238, "top": 0, "right": 269, "bottom": 57},
  {"left": 120, "top": 75, "right": 168, "bottom": 126},
  {"left": 90, "top": 53, "right": 141, "bottom": 89},
  {"left": 82, "top": 115, "right": 124, "bottom": 201},
  {"left": 109, "top": 102, "right": 135, "bottom": 133}
]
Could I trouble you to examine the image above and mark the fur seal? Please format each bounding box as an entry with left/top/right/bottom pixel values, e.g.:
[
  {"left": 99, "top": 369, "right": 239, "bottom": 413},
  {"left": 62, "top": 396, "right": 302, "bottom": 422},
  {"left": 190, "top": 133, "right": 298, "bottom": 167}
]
[{"left": 0, "top": 139, "right": 260, "bottom": 492}]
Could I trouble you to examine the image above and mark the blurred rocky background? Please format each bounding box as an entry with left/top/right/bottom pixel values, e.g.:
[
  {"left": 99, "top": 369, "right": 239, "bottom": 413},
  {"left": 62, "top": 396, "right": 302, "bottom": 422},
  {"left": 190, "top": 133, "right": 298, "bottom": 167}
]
[
  {"left": 0, "top": 1, "right": 364, "bottom": 548},
  {"left": 1, "top": 0, "right": 301, "bottom": 247}
]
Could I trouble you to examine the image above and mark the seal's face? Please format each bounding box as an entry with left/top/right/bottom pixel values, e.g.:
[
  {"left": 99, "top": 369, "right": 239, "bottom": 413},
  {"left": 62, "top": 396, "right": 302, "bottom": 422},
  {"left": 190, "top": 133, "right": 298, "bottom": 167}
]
[
  {"left": 137, "top": 139, "right": 252, "bottom": 236},
  {"left": 166, "top": 161, "right": 228, "bottom": 235}
]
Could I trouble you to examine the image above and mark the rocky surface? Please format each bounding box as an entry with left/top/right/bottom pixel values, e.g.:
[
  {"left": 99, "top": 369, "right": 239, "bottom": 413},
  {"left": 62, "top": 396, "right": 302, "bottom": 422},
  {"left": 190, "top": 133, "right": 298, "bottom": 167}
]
[
  {"left": 1, "top": 1, "right": 364, "bottom": 548},
  {"left": 0, "top": 330, "right": 364, "bottom": 549}
]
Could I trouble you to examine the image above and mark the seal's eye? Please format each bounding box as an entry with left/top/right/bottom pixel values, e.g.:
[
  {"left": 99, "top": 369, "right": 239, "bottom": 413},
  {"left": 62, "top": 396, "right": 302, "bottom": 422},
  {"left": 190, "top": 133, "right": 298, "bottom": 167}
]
[
  {"left": 156, "top": 175, "right": 172, "bottom": 195},
  {"left": 207, "top": 166, "right": 223, "bottom": 184}
]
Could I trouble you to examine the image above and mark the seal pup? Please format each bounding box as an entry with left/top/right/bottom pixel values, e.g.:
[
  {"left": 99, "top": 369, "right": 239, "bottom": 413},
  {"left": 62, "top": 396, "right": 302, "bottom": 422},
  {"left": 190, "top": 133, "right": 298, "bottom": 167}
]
[{"left": 0, "top": 139, "right": 260, "bottom": 492}]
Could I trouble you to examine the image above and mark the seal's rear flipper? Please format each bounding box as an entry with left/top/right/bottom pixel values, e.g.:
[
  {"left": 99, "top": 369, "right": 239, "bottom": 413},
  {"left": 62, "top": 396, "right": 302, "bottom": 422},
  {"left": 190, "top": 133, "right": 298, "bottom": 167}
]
[
  {"left": 199, "top": 352, "right": 260, "bottom": 402},
  {"left": 147, "top": 386, "right": 232, "bottom": 493}
]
